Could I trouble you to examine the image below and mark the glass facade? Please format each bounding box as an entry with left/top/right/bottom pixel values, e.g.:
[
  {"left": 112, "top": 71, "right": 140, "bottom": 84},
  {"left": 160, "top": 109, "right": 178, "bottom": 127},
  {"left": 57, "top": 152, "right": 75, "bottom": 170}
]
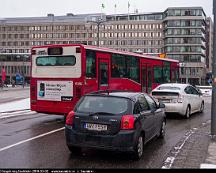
[{"left": 163, "top": 7, "right": 206, "bottom": 85}]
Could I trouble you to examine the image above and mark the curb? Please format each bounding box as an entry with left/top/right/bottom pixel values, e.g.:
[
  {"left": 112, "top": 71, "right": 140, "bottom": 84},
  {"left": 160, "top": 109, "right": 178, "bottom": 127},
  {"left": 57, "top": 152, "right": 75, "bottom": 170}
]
[
  {"left": 200, "top": 163, "right": 216, "bottom": 168},
  {"left": 201, "top": 141, "right": 216, "bottom": 168},
  {"left": 0, "top": 88, "right": 30, "bottom": 92},
  {"left": 0, "top": 109, "right": 30, "bottom": 114}
]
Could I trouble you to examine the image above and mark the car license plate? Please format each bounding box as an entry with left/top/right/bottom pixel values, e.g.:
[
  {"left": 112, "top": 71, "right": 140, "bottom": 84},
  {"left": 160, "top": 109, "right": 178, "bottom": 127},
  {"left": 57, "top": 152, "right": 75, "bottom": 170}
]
[
  {"left": 160, "top": 99, "right": 171, "bottom": 103},
  {"left": 84, "top": 123, "right": 107, "bottom": 131}
]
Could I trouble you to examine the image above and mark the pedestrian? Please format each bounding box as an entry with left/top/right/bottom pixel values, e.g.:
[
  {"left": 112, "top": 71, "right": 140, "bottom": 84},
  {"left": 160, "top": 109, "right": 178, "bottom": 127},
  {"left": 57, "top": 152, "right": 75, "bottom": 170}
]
[
  {"left": 21, "top": 76, "right": 25, "bottom": 88},
  {"left": 11, "top": 79, "right": 15, "bottom": 88}
]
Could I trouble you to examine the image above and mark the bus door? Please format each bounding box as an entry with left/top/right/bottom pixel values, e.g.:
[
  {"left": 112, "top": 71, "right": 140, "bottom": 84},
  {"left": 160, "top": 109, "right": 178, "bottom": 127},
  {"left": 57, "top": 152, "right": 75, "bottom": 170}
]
[
  {"left": 96, "top": 53, "right": 111, "bottom": 91},
  {"left": 171, "top": 62, "right": 179, "bottom": 83},
  {"left": 141, "top": 63, "right": 152, "bottom": 93}
]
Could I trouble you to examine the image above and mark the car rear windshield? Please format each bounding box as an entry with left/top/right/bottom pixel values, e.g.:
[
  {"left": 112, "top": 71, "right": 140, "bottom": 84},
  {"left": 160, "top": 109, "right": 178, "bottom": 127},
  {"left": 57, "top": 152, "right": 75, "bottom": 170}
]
[
  {"left": 152, "top": 92, "right": 179, "bottom": 96},
  {"left": 157, "top": 86, "right": 180, "bottom": 90},
  {"left": 75, "top": 96, "right": 129, "bottom": 114}
]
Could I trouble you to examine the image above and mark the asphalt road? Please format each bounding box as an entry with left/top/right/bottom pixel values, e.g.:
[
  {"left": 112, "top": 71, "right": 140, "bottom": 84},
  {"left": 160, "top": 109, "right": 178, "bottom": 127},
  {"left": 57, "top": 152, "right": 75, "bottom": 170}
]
[{"left": 0, "top": 90, "right": 212, "bottom": 169}]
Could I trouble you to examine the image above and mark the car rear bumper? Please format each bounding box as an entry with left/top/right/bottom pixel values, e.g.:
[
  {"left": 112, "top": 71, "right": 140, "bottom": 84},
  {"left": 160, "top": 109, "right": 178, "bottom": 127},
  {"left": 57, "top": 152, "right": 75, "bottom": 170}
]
[
  {"left": 65, "top": 126, "right": 137, "bottom": 152},
  {"left": 164, "top": 103, "right": 186, "bottom": 116}
]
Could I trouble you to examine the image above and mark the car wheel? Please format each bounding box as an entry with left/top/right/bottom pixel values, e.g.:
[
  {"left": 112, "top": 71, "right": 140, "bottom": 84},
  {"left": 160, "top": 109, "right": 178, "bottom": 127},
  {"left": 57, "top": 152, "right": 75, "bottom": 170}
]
[
  {"left": 159, "top": 120, "right": 166, "bottom": 138},
  {"left": 185, "top": 106, "right": 191, "bottom": 119},
  {"left": 132, "top": 135, "right": 144, "bottom": 160},
  {"left": 199, "top": 102, "right": 204, "bottom": 113},
  {"left": 67, "top": 145, "right": 82, "bottom": 155}
]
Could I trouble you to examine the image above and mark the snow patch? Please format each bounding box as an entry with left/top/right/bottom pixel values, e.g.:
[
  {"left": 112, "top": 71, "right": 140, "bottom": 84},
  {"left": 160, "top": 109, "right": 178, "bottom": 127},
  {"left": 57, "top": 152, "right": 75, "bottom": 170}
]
[
  {"left": 200, "top": 163, "right": 216, "bottom": 168},
  {"left": 0, "top": 98, "right": 30, "bottom": 113}
]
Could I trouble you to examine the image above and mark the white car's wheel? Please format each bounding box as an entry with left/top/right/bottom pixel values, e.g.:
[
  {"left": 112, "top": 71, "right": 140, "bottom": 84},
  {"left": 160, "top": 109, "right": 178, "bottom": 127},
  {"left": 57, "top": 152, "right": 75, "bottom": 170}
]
[
  {"left": 200, "top": 102, "right": 204, "bottom": 113},
  {"left": 185, "top": 106, "right": 191, "bottom": 119}
]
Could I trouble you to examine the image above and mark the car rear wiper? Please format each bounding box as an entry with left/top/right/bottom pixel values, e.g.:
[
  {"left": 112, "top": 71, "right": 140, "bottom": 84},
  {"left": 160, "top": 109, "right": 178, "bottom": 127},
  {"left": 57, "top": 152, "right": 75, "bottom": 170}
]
[{"left": 89, "top": 112, "right": 115, "bottom": 116}]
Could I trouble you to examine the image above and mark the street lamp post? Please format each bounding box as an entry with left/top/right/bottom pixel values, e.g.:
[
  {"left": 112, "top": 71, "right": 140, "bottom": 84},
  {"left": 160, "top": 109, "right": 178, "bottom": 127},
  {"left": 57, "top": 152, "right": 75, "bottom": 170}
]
[
  {"left": 211, "top": 0, "right": 216, "bottom": 137},
  {"left": 22, "top": 56, "right": 25, "bottom": 88},
  {"left": 87, "top": 18, "right": 105, "bottom": 47}
]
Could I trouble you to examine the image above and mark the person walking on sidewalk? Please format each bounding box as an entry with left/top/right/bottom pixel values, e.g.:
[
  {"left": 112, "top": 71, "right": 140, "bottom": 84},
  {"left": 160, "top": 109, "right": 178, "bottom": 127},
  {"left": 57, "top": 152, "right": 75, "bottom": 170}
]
[{"left": 11, "top": 79, "right": 15, "bottom": 88}]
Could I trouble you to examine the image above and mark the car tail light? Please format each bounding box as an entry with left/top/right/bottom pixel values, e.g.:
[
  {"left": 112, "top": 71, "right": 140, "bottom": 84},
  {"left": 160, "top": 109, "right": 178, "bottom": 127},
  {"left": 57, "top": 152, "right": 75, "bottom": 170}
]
[
  {"left": 76, "top": 47, "right": 81, "bottom": 53},
  {"left": 66, "top": 111, "right": 75, "bottom": 126},
  {"left": 75, "top": 86, "right": 82, "bottom": 98},
  {"left": 31, "top": 86, "right": 36, "bottom": 97},
  {"left": 121, "top": 115, "right": 135, "bottom": 130},
  {"left": 177, "top": 94, "right": 183, "bottom": 103},
  {"left": 31, "top": 49, "right": 36, "bottom": 55},
  {"left": 171, "top": 94, "right": 183, "bottom": 103}
]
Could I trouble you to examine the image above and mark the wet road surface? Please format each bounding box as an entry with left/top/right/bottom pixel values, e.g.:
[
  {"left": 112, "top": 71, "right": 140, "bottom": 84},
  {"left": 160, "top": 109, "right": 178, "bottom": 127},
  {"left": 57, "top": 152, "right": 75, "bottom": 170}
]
[{"left": 0, "top": 97, "right": 212, "bottom": 168}]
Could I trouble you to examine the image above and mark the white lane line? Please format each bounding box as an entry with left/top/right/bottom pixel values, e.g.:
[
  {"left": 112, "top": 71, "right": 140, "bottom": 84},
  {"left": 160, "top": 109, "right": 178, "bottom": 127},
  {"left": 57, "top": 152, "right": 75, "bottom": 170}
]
[
  {"left": 162, "top": 129, "right": 196, "bottom": 169},
  {"left": 162, "top": 120, "right": 211, "bottom": 169},
  {"left": 0, "top": 127, "right": 65, "bottom": 152}
]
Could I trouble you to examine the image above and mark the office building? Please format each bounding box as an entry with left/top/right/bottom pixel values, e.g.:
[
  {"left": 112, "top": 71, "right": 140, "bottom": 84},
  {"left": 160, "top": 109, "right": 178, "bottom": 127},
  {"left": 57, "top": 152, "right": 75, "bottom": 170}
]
[{"left": 0, "top": 7, "right": 212, "bottom": 85}]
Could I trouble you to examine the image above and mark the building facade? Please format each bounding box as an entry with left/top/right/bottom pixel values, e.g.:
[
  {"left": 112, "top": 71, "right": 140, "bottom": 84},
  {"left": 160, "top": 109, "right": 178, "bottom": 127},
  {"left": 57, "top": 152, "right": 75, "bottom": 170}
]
[
  {"left": 0, "top": 7, "right": 212, "bottom": 85},
  {"left": 206, "top": 17, "right": 213, "bottom": 73},
  {"left": 163, "top": 7, "right": 207, "bottom": 85}
]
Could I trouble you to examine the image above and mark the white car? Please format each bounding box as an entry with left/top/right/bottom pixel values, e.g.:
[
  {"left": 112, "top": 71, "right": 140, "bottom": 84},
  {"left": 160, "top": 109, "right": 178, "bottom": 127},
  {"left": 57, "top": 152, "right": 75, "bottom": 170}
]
[
  {"left": 195, "top": 85, "right": 212, "bottom": 97},
  {"left": 151, "top": 83, "right": 204, "bottom": 118}
]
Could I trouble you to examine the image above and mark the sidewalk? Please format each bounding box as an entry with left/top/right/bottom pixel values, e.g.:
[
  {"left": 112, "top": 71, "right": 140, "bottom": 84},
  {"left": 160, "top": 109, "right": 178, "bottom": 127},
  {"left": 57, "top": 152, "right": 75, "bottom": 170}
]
[
  {"left": 0, "top": 85, "right": 30, "bottom": 92},
  {"left": 0, "top": 98, "right": 30, "bottom": 113},
  {"left": 163, "top": 118, "right": 216, "bottom": 169},
  {"left": 0, "top": 85, "right": 30, "bottom": 112},
  {"left": 200, "top": 136, "right": 216, "bottom": 168}
]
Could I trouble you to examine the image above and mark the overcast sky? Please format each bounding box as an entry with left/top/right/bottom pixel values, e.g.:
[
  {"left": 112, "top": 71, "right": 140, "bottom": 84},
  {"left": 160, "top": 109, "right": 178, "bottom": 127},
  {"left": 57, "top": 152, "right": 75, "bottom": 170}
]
[{"left": 0, "top": 0, "right": 213, "bottom": 18}]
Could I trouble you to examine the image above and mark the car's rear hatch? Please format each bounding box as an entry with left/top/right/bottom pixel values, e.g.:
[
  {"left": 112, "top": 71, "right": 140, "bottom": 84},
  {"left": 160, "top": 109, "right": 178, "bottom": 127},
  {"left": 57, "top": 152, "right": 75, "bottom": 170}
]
[
  {"left": 73, "top": 112, "right": 122, "bottom": 135},
  {"left": 72, "top": 95, "right": 130, "bottom": 135},
  {"left": 151, "top": 90, "right": 180, "bottom": 103}
]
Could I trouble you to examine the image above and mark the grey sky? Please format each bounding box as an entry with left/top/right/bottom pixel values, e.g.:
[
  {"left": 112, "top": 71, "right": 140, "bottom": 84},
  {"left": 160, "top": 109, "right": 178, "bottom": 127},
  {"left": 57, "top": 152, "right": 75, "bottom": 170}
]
[{"left": 0, "top": 0, "right": 213, "bottom": 18}]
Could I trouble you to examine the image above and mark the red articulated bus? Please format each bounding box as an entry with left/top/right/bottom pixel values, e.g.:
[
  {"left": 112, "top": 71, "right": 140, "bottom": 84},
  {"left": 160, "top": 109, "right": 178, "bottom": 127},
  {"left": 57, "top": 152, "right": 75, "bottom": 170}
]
[{"left": 30, "top": 44, "right": 179, "bottom": 115}]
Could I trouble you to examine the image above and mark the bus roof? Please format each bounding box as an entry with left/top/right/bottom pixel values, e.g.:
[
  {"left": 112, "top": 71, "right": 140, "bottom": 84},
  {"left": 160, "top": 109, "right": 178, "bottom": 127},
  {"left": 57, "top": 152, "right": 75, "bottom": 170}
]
[
  {"left": 32, "top": 44, "right": 179, "bottom": 63},
  {"left": 83, "top": 44, "right": 179, "bottom": 63}
]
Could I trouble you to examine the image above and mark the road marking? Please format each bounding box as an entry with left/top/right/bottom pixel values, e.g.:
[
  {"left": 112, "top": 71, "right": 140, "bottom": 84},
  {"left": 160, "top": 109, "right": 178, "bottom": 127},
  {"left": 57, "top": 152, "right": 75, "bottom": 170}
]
[
  {"left": 161, "top": 130, "right": 194, "bottom": 169},
  {"left": 0, "top": 127, "right": 65, "bottom": 152},
  {"left": 162, "top": 120, "right": 211, "bottom": 169}
]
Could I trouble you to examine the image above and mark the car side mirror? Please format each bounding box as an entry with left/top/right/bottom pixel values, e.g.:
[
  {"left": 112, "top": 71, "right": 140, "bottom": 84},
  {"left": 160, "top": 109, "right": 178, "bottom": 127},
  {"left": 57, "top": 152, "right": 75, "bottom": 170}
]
[{"left": 159, "top": 101, "right": 165, "bottom": 108}]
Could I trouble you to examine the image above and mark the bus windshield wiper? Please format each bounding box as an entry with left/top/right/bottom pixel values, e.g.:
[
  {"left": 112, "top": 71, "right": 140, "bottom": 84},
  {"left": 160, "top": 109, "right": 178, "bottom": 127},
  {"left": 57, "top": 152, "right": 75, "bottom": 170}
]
[{"left": 89, "top": 112, "right": 115, "bottom": 116}]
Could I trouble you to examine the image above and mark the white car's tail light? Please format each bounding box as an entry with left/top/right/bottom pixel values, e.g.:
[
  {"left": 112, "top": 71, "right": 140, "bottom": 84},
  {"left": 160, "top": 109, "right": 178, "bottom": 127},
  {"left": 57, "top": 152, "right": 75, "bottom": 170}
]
[
  {"left": 177, "top": 95, "right": 183, "bottom": 103},
  {"left": 171, "top": 94, "right": 183, "bottom": 103}
]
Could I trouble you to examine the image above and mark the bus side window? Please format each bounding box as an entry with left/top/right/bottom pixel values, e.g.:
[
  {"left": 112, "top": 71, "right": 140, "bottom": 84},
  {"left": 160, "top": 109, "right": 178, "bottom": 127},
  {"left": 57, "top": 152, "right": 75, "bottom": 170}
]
[{"left": 86, "top": 50, "right": 96, "bottom": 78}]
